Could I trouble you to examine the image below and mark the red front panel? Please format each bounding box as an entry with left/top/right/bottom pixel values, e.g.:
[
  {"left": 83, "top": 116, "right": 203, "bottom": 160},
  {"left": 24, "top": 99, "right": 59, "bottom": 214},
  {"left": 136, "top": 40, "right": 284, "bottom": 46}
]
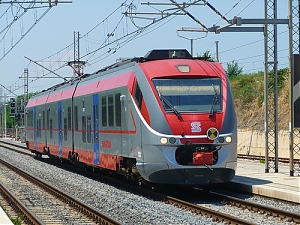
[{"left": 193, "top": 152, "right": 213, "bottom": 165}]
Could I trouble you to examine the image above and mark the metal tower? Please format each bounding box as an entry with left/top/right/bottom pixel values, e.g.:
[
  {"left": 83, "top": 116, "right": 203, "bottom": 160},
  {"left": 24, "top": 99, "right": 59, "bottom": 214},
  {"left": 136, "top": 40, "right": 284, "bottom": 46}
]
[{"left": 264, "top": 0, "right": 279, "bottom": 172}]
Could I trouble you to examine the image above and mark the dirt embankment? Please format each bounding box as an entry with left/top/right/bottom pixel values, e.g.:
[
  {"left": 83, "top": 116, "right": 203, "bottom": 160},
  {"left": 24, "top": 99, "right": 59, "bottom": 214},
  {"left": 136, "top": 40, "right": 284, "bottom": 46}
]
[{"left": 231, "top": 74, "right": 290, "bottom": 131}]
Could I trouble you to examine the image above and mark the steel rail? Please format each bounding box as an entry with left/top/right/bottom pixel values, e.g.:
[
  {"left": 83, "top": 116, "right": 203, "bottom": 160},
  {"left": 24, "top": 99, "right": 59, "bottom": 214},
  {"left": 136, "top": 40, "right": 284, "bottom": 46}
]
[
  {"left": 0, "top": 182, "right": 45, "bottom": 225},
  {"left": 209, "top": 191, "right": 300, "bottom": 224},
  {"left": 237, "top": 154, "right": 300, "bottom": 164},
  {"left": 0, "top": 158, "right": 123, "bottom": 225}
]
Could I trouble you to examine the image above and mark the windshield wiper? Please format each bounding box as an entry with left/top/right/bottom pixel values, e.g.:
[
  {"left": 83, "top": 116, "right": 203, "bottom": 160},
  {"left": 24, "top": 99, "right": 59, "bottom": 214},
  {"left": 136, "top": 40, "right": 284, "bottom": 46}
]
[
  {"left": 157, "top": 88, "right": 182, "bottom": 119},
  {"left": 209, "top": 84, "right": 219, "bottom": 117}
]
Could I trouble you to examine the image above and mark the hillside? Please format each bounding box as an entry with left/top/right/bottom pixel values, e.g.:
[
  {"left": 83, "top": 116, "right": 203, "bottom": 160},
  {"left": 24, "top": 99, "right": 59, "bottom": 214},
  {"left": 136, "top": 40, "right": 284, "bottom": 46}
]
[{"left": 230, "top": 68, "right": 290, "bottom": 131}]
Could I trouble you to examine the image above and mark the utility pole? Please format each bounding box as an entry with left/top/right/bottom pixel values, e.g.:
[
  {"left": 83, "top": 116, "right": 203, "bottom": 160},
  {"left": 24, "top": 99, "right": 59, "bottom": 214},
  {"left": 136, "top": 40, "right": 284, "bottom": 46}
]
[
  {"left": 24, "top": 68, "right": 29, "bottom": 129},
  {"left": 215, "top": 41, "right": 219, "bottom": 62},
  {"left": 4, "top": 93, "right": 7, "bottom": 139}
]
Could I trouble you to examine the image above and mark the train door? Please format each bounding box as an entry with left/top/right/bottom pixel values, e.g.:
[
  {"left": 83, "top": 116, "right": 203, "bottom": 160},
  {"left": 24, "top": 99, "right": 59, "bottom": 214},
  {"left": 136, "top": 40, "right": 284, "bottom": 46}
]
[
  {"left": 58, "top": 102, "right": 62, "bottom": 156},
  {"left": 33, "top": 107, "right": 37, "bottom": 150},
  {"left": 93, "top": 94, "right": 99, "bottom": 164}
]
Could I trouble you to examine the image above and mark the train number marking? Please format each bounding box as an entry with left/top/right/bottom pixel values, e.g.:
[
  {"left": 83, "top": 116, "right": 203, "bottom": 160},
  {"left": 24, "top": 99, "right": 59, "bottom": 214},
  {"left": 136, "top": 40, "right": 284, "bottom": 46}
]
[
  {"left": 102, "top": 140, "right": 112, "bottom": 148},
  {"left": 191, "top": 122, "right": 201, "bottom": 132}
]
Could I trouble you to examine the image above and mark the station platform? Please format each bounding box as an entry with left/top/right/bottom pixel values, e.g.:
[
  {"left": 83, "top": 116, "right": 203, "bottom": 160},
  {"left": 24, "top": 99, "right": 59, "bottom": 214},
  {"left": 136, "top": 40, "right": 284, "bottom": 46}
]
[
  {"left": 0, "top": 207, "right": 13, "bottom": 225},
  {"left": 226, "top": 159, "right": 300, "bottom": 203}
]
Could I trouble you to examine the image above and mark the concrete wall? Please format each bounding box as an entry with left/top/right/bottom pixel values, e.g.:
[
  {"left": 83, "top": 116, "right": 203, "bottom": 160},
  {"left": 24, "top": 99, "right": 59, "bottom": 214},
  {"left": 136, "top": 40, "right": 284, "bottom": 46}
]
[{"left": 238, "top": 129, "right": 300, "bottom": 159}]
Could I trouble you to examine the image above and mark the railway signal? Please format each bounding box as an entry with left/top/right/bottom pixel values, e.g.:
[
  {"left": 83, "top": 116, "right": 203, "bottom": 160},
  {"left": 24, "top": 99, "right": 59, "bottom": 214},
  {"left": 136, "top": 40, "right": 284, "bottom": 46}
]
[{"left": 10, "top": 98, "right": 16, "bottom": 115}]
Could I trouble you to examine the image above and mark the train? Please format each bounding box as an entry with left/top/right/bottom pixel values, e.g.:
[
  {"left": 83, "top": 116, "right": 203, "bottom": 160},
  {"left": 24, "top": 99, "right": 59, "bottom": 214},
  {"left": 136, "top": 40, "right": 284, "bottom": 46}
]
[{"left": 25, "top": 49, "right": 237, "bottom": 186}]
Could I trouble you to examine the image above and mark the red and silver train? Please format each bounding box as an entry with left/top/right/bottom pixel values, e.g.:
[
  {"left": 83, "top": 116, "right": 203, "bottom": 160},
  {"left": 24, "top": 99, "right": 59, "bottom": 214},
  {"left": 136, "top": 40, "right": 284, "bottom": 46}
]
[{"left": 26, "top": 49, "right": 237, "bottom": 185}]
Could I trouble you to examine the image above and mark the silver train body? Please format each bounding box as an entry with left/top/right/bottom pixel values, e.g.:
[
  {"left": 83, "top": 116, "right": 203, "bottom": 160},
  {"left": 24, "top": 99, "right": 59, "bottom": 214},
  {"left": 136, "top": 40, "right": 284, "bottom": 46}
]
[{"left": 26, "top": 49, "right": 237, "bottom": 185}]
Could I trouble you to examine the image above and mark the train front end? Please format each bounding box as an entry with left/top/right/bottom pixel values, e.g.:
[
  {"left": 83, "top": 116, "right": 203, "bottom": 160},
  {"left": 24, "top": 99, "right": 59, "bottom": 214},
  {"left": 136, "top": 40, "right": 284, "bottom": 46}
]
[{"left": 134, "top": 50, "right": 237, "bottom": 185}]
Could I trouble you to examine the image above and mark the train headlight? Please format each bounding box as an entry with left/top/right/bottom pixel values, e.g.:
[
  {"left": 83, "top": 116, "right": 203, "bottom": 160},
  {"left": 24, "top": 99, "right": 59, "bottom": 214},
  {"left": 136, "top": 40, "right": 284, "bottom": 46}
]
[
  {"left": 225, "top": 136, "right": 232, "bottom": 143},
  {"left": 160, "top": 137, "right": 168, "bottom": 145},
  {"left": 177, "top": 65, "right": 190, "bottom": 73},
  {"left": 218, "top": 136, "right": 224, "bottom": 143},
  {"left": 169, "top": 137, "right": 176, "bottom": 144}
]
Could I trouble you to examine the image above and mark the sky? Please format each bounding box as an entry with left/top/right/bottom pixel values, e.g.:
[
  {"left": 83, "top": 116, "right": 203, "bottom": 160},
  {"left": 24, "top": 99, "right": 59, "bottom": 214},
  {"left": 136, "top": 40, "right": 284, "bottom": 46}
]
[{"left": 0, "top": 0, "right": 291, "bottom": 100}]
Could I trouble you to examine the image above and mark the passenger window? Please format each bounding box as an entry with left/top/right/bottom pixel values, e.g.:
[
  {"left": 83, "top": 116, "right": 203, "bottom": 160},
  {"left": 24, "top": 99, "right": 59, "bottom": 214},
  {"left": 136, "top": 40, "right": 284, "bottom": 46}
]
[
  {"left": 102, "top": 96, "right": 107, "bottom": 127},
  {"left": 74, "top": 106, "right": 78, "bottom": 131},
  {"left": 67, "top": 107, "right": 71, "bottom": 130},
  {"left": 64, "top": 117, "right": 67, "bottom": 141},
  {"left": 42, "top": 111, "right": 45, "bottom": 129},
  {"left": 87, "top": 115, "right": 91, "bottom": 143},
  {"left": 37, "top": 119, "right": 41, "bottom": 138},
  {"left": 82, "top": 116, "right": 86, "bottom": 143},
  {"left": 134, "top": 83, "right": 143, "bottom": 109},
  {"left": 47, "top": 110, "right": 50, "bottom": 130},
  {"left": 50, "top": 119, "right": 53, "bottom": 139},
  {"left": 108, "top": 95, "right": 114, "bottom": 126},
  {"left": 115, "top": 93, "right": 121, "bottom": 127}
]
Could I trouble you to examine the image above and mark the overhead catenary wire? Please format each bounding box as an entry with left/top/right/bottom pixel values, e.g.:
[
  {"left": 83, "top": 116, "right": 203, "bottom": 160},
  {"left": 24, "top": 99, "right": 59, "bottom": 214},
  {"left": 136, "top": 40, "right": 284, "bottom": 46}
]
[{"left": 6, "top": 0, "right": 289, "bottom": 96}]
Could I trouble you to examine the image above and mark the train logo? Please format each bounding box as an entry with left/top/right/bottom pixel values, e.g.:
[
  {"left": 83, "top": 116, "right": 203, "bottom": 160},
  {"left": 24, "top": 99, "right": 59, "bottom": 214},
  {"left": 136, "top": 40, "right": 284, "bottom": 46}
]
[{"left": 191, "top": 122, "right": 201, "bottom": 132}]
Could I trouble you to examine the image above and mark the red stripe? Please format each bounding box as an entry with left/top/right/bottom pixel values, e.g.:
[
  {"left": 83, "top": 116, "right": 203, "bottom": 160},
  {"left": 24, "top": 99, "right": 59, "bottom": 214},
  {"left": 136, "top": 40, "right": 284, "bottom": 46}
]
[
  {"left": 74, "top": 72, "right": 135, "bottom": 97},
  {"left": 27, "top": 95, "right": 49, "bottom": 108},
  {"left": 47, "top": 88, "right": 76, "bottom": 104}
]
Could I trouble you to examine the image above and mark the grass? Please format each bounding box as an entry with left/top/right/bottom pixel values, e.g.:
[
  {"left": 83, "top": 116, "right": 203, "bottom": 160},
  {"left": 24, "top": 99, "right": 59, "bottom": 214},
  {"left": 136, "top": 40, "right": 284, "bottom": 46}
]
[{"left": 229, "top": 67, "right": 290, "bottom": 130}]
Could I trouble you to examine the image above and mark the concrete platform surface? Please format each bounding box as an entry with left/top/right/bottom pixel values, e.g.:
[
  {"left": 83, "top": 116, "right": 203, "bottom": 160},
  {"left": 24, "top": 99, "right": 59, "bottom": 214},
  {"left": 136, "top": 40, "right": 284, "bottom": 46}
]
[
  {"left": 228, "top": 159, "right": 300, "bottom": 203},
  {"left": 0, "top": 207, "right": 13, "bottom": 225}
]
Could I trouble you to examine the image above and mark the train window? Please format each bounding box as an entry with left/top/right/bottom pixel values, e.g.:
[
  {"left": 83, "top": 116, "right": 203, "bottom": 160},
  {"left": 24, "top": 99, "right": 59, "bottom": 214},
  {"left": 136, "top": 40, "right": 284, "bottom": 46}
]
[
  {"left": 87, "top": 115, "right": 91, "bottom": 143},
  {"left": 108, "top": 95, "right": 114, "bottom": 126},
  {"left": 42, "top": 111, "right": 45, "bottom": 129},
  {"left": 27, "top": 110, "right": 33, "bottom": 127},
  {"left": 152, "top": 78, "right": 222, "bottom": 113},
  {"left": 82, "top": 99, "right": 85, "bottom": 109},
  {"left": 37, "top": 119, "right": 41, "bottom": 138},
  {"left": 115, "top": 93, "right": 121, "bottom": 127},
  {"left": 82, "top": 116, "right": 86, "bottom": 143},
  {"left": 47, "top": 110, "right": 50, "bottom": 130},
  {"left": 102, "top": 96, "right": 107, "bottom": 127},
  {"left": 74, "top": 106, "right": 78, "bottom": 131},
  {"left": 64, "top": 117, "right": 67, "bottom": 141},
  {"left": 50, "top": 119, "right": 53, "bottom": 139},
  {"left": 67, "top": 107, "right": 71, "bottom": 130},
  {"left": 134, "top": 83, "right": 143, "bottom": 109}
]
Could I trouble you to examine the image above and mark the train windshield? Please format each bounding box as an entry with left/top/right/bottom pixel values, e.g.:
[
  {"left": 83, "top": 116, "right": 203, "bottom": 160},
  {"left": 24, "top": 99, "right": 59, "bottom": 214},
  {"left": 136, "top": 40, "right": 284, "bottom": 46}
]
[{"left": 153, "top": 78, "right": 222, "bottom": 113}]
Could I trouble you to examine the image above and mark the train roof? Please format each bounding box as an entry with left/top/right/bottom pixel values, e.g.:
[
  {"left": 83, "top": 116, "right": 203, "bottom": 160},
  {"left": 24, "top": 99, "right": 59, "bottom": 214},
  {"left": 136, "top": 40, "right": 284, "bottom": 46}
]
[{"left": 38, "top": 49, "right": 212, "bottom": 94}]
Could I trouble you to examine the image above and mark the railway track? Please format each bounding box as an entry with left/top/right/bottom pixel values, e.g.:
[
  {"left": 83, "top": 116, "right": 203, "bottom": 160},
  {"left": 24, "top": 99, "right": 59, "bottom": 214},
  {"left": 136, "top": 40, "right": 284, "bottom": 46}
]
[
  {"left": 0, "top": 139, "right": 299, "bottom": 224},
  {"left": 0, "top": 157, "right": 122, "bottom": 225},
  {"left": 237, "top": 153, "right": 300, "bottom": 164},
  {"left": 205, "top": 190, "right": 300, "bottom": 224}
]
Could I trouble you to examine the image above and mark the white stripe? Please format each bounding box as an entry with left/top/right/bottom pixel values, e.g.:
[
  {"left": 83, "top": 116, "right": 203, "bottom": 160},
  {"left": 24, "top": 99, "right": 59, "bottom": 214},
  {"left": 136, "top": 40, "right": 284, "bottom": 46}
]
[{"left": 293, "top": 81, "right": 300, "bottom": 102}]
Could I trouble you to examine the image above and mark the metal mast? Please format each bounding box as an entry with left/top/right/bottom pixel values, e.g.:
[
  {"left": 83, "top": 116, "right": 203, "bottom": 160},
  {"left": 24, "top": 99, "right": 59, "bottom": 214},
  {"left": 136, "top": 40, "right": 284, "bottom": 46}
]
[
  {"left": 288, "top": 0, "right": 300, "bottom": 176},
  {"left": 264, "top": 0, "right": 279, "bottom": 173},
  {"left": 24, "top": 68, "right": 29, "bottom": 107},
  {"left": 68, "top": 31, "right": 85, "bottom": 76},
  {"left": 74, "top": 31, "right": 80, "bottom": 71},
  {"left": 23, "top": 68, "right": 29, "bottom": 130}
]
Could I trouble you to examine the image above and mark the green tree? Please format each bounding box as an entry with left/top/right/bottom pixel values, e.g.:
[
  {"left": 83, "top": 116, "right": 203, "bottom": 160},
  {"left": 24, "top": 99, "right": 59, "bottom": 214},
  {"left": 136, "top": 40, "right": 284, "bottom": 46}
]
[
  {"left": 197, "top": 50, "right": 215, "bottom": 62},
  {"left": 226, "top": 60, "right": 243, "bottom": 77}
]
